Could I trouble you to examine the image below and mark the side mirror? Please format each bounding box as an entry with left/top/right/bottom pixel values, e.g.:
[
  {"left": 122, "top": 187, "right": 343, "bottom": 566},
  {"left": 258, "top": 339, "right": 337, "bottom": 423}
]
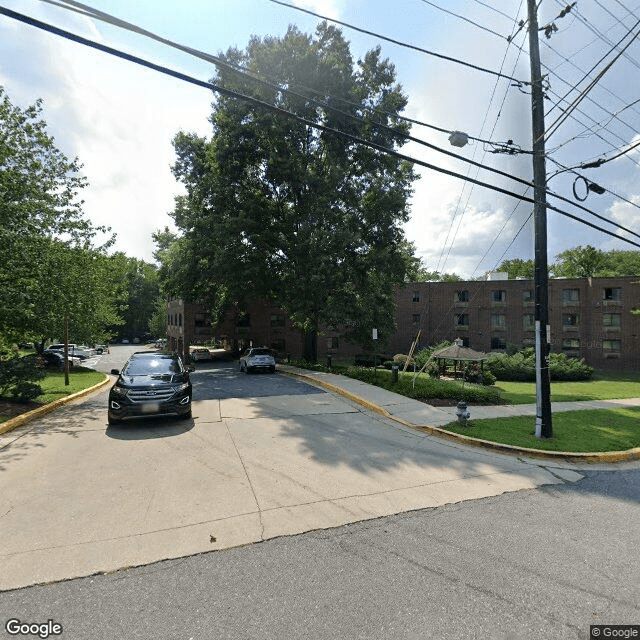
[{"left": 110, "top": 369, "right": 120, "bottom": 376}]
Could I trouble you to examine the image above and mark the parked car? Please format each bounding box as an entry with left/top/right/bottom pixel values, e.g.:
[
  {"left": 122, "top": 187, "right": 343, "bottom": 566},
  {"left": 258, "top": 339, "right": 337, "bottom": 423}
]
[
  {"left": 121, "top": 338, "right": 130, "bottom": 344},
  {"left": 39, "top": 350, "right": 64, "bottom": 368},
  {"left": 41, "top": 349, "right": 81, "bottom": 367},
  {"left": 190, "top": 347, "right": 213, "bottom": 362},
  {"left": 108, "top": 352, "right": 194, "bottom": 425},
  {"left": 95, "top": 344, "right": 109, "bottom": 354},
  {"left": 239, "top": 347, "right": 276, "bottom": 373}
]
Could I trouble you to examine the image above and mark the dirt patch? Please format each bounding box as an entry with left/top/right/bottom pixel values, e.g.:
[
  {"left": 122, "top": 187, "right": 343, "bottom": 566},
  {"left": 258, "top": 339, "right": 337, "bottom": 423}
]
[
  {"left": 0, "top": 399, "right": 43, "bottom": 422},
  {"left": 420, "top": 398, "right": 459, "bottom": 407}
]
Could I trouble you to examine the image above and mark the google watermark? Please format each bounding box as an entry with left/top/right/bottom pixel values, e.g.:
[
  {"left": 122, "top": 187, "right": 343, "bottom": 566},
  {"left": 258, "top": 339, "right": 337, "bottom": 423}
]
[
  {"left": 591, "top": 626, "right": 640, "bottom": 639},
  {"left": 5, "top": 619, "right": 62, "bottom": 639}
]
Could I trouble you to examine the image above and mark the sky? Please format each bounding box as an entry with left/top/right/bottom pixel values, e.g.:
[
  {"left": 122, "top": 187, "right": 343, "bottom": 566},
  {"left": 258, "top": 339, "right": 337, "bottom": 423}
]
[{"left": 2, "top": 0, "right": 640, "bottom": 278}]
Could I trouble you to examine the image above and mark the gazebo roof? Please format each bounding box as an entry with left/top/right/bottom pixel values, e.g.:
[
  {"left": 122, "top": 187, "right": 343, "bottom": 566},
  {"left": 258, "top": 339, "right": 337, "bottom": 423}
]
[{"left": 432, "top": 344, "right": 488, "bottom": 362}]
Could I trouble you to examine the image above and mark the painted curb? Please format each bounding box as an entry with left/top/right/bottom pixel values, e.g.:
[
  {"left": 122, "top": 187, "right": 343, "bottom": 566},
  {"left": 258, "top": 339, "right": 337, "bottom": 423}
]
[
  {"left": 0, "top": 374, "right": 111, "bottom": 436},
  {"left": 280, "top": 368, "right": 640, "bottom": 463}
]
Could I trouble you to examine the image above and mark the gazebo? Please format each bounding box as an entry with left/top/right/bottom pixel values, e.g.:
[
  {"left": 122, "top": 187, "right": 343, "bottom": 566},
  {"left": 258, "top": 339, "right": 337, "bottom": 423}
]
[{"left": 431, "top": 340, "right": 488, "bottom": 380}]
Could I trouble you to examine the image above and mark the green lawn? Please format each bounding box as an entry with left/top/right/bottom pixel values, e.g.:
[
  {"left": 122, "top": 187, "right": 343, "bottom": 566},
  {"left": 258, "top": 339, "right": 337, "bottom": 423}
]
[
  {"left": 36, "top": 367, "right": 107, "bottom": 403},
  {"left": 442, "top": 407, "right": 640, "bottom": 452},
  {"left": 496, "top": 370, "right": 640, "bottom": 404}
]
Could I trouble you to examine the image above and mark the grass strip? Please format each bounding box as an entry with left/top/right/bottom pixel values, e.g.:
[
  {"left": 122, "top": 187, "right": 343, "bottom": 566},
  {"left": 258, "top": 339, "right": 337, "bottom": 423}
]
[
  {"left": 442, "top": 407, "right": 640, "bottom": 452},
  {"left": 36, "top": 367, "right": 107, "bottom": 404}
]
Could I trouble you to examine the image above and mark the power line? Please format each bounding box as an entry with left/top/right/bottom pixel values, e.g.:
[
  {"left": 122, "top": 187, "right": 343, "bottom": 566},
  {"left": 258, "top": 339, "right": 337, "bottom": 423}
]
[
  {"left": 417, "top": 0, "right": 507, "bottom": 40},
  {"left": 542, "top": 18, "right": 640, "bottom": 142},
  {"left": 2, "top": 5, "right": 639, "bottom": 252},
  {"left": 41, "top": 0, "right": 526, "bottom": 155},
  {"left": 265, "top": 0, "right": 530, "bottom": 85},
  {"left": 579, "top": 136, "right": 640, "bottom": 168},
  {"left": 437, "top": 8, "right": 527, "bottom": 274}
]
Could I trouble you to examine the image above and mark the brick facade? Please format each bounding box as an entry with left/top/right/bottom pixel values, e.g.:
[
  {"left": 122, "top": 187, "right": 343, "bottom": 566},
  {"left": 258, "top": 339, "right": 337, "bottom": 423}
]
[{"left": 167, "top": 276, "right": 640, "bottom": 370}]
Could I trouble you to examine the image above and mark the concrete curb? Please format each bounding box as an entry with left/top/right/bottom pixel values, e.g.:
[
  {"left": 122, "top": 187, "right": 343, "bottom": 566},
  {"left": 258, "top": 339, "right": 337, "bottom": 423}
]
[
  {"left": 280, "top": 368, "right": 640, "bottom": 464},
  {"left": 0, "top": 374, "right": 111, "bottom": 436}
]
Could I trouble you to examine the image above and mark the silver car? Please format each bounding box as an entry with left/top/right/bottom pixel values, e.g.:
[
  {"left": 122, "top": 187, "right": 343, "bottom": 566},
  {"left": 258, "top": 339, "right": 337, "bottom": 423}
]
[{"left": 239, "top": 347, "right": 276, "bottom": 373}]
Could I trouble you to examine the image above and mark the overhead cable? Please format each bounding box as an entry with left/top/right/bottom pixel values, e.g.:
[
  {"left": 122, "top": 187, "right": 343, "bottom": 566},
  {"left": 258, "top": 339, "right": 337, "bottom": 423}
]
[
  {"left": 2, "top": 5, "right": 639, "bottom": 250},
  {"left": 265, "top": 0, "right": 530, "bottom": 85},
  {"left": 417, "top": 0, "right": 507, "bottom": 40},
  {"left": 41, "top": 0, "right": 525, "bottom": 155},
  {"left": 542, "top": 18, "right": 640, "bottom": 142}
]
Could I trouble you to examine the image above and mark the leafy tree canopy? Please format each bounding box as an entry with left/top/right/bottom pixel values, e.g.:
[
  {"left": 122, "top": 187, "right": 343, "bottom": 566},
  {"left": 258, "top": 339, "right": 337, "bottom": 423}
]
[
  {"left": 0, "top": 86, "right": 120, "bottom": 347},
  {"left": 164, "top": 24, "right": 418, "bottom": 359},
  {"left": 495, "top": 258, "right": 534, "bottom": 280},
  {"left": 550, "top": 245, "right": 640, "bottom": 278}
]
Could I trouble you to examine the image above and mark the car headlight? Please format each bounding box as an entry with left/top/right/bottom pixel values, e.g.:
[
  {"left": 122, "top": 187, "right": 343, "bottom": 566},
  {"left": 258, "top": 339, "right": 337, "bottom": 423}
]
[
  {"left": 177, "top": 382, "right": 191, "bottom": 392},
  {"left": 111, "top": 385, "right": 128, "bottom": 397}
]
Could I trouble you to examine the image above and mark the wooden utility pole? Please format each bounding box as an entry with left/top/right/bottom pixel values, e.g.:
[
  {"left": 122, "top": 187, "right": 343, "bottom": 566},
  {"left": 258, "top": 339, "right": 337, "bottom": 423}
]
[{"left": 527, "top": 0, "right": 553, "bottom": 438}]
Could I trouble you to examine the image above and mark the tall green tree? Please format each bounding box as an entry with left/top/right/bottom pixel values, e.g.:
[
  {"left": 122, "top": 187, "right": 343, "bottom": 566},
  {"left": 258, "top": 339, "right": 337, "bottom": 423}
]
[
  {"left": 496, "top": 258, "right": 535, "bottom": 280},
  {"left": 550, "top": 245, "right": 608, "bottom": 279},
  {"left": 168, "top": 24, "right": 417, "bottom": 360},
  {"left": 0, "top": 86, "right": 120, "bottom": 347}
]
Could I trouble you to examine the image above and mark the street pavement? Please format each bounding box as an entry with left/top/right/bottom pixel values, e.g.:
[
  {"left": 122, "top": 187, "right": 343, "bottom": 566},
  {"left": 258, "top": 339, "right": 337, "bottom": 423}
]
[
  {"left": 0, "top": 355, "right": 600, "bottom": 592},
  {"left": 1, "top": 466, "right": 637, "bottom": 639}
]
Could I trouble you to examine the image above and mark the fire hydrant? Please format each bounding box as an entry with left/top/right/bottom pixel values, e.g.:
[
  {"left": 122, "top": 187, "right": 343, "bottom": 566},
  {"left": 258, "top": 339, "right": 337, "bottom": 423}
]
[{"left": 456, "top": 400, "right": 470, "bottom": 425}]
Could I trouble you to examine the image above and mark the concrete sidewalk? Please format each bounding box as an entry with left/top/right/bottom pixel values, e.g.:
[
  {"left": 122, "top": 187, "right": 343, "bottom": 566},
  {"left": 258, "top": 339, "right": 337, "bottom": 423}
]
[{"left": 279, "top": 365, "right": 640, "bottom": 462}]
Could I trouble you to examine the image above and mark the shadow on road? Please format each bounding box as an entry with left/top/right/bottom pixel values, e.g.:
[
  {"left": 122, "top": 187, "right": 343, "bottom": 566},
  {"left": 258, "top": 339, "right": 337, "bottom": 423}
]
[{"left": 106, "top": 417, "right": 195, "bottom": 440}]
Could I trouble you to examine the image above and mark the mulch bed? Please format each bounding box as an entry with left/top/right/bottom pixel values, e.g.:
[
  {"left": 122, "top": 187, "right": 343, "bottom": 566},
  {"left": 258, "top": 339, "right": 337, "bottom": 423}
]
[
  {"left": 0, "top": 399, "right": 43, "bottom": 422},
  {"left": 420, "top": 398, "right": 459, "bottom": 407}
]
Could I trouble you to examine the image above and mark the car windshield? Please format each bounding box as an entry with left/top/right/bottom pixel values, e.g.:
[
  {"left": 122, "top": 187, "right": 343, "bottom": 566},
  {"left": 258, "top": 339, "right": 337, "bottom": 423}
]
[
  {"left": 123, "top": 356, "right": 181, "bottom": 376},
  {"left": 250, "top": 349, "right": 271, "bottom": 356}
]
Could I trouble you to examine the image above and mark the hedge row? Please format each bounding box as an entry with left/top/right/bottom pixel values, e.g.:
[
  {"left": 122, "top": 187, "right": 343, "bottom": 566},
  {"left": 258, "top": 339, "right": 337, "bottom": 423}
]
[{"left": 484, "top": 348, "right": 594, "bottom": 382}]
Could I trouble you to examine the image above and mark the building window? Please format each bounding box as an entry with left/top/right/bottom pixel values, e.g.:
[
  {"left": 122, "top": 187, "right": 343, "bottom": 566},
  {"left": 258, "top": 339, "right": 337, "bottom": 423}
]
[
  {"left": 491, "top": 314, "right": 506, "bottom": 328},
  {"left": 455, "top": 290, "right": 469, "bottom": 303},
  {"left": 523, "top": 314, "right": 535, "bottom": 330},
  {"left": 603, "top": 313, "right": 621, "bottom": 327},
  {"left": 604, "top": 287, "right": 621, "bottom": 301},
  {"left": 455, "top": 313, "right": 469, "bottom": 328},
  {"left": 523, "top": 289, "right": 534, "bottom": 303},
  {"left": 603, "top": 339, "right": 621, "bottom": 352},
  {"left": 562, "top": 288, "right": 580, "bottom": 303},
  {"left": 412, "top": 291, "right": 420, "bottom": 303},
  {"left": 412, "top": 314, "right": 420, "bottom": 324},
  {"left": 491, "top": 337, "right": 506, "bottom": 350},
  {"left": 460, "top": 337, "right": 470, "bottom": 347},
  {"left": 270, "top": 314, "right": 285, "bottom": 328},
  {"left": 327, "top": 337, "right": 339, "bottom": 349},
  {"left": 492, "top": 290, "right": 506, "bottom": 303},
  {"left": 194, "top": 313, "right": 208, "bottom": 328},
  {"left": 178, "top": 314, "right": 182, "bottom": 327},
  {"left": 562, "top": 338, "right": 580, "bottom": 351},
  {"left": 562, "top": 313, "right": 579, "bottom": 327},
  {"left": 237, "top": 313, "right": 251, "bottom": 327}
]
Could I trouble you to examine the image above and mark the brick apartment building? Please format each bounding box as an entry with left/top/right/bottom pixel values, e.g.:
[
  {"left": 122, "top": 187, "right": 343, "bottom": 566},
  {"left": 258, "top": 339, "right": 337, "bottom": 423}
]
[{"left": 166, "top": 275, "right": 640, "bottom": 371}]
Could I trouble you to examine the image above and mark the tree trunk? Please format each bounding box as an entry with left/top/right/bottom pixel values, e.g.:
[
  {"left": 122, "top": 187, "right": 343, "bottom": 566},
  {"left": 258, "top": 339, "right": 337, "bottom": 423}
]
[{"left": 303, "top": 329, "right": 318, "bottom": 363}]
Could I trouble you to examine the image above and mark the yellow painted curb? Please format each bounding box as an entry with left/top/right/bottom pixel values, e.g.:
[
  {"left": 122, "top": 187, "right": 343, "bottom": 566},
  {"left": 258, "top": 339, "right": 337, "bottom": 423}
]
[
  {"left": 280, "top": 368, "right": 640, "bottom": 464},
  {"left": 0, "top": 374, "right": 111, "bottom": 436}
]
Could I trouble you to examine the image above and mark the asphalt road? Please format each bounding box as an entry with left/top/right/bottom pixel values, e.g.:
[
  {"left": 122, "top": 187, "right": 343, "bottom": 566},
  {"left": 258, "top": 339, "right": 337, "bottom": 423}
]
[
  {"left": 1, "top": 467, "right": 637, "bottom": 640},
  {"left": 1, "top": 346, "right": 637, "bottom": 638}
]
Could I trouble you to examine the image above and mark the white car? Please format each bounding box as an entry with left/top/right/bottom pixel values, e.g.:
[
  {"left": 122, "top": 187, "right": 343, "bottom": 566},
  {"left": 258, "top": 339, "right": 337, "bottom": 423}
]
[
  {"left": 190, "top": 347, "right": 213, "bottom": 362},
  {"left": 239, "top": 347, "right": 276, "bottom": 373}
]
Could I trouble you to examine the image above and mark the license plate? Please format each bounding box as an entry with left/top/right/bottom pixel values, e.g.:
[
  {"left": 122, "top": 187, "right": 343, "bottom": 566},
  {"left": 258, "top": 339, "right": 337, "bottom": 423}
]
[{"left": 141, "top": 402, "right": 160, "bottom": 413}]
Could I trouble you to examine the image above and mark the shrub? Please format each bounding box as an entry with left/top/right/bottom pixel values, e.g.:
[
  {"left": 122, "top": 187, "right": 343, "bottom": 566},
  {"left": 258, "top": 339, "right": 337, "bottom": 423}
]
[
  {"left": 485, "top": 348, "right": 594, "bottom": 382},
  {"left": 343, "top": 366, "right": 501, "bottom": 404},
  {"left": 0, "top": 355, "right": 45, "bottom": 402}
]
